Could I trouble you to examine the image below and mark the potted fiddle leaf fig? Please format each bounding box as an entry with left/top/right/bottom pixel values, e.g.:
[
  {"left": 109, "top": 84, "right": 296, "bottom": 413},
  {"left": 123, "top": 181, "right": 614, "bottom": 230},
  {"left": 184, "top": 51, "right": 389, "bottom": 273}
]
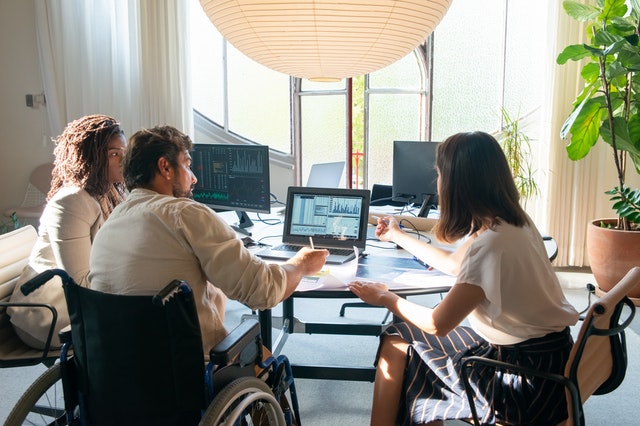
[{"left": 557, "top": 0, "right": 640, "bottom": 299}]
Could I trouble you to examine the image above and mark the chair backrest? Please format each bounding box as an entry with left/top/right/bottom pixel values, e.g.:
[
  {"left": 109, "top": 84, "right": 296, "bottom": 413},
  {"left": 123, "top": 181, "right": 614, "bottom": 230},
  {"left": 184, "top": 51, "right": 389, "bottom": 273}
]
[
  {"left": 29, "top": 163, "right": 54, "bottom": 196},
  {"left": 0, "top": 225, "right": 37, "bottom": 298},
  {"left": 0, "top": 225, "right": 51, "bottom": 367},
  {"left": 563, "top": 266, "right": 639, "bottom": 424},
  {"left": 63, "top": 278, "right": 206, "bottom": 425}
]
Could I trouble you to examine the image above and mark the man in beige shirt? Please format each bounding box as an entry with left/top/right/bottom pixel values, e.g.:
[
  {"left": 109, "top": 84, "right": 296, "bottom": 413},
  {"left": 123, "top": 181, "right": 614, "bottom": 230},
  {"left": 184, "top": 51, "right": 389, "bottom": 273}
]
[{"left": 89, "top": 125, "right": 327, "bottom": 354}]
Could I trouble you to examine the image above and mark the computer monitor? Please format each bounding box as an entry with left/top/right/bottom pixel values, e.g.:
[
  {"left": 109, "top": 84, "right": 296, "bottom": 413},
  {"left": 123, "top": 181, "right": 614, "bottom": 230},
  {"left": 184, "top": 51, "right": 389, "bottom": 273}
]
[
  {"left": 392, "top": 140, "right": 440, "bottom": 216},
  {"left": 191, "top": 143, "right": 271, "bottom": 233}
]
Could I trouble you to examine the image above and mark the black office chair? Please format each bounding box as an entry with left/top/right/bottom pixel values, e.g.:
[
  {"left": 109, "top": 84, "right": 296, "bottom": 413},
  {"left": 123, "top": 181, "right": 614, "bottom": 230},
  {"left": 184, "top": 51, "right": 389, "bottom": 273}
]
[
  {"left": 7, "top": 269, "right": 300, "bottom": 426},
  {"left": 369, "top": 184, "right": 405, "bottom": 207}
]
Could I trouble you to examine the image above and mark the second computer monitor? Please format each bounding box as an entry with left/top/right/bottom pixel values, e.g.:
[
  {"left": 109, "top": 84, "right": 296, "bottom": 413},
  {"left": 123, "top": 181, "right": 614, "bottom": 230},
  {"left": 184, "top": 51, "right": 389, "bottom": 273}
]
[
  {"left": 392, "top": 140, "right": 440, "bottom": 210},
  {"left": 191, "top": 143, "right": 271, "bottom": 215}
]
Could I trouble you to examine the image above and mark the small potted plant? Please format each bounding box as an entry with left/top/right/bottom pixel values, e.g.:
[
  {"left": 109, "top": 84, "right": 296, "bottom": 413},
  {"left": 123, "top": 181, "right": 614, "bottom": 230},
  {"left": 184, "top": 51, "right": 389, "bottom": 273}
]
[
  {"left": 557, "top": 0, "right": 640, "bottom": 298},
  {"left": 496, "top": 107, "right": 539, "bottom": 208}
]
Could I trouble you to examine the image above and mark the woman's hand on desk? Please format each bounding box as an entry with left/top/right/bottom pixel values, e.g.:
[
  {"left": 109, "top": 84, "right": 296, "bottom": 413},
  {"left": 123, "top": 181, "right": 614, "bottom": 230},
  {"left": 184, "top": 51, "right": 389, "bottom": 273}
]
[
  {"left": 374, "top": 216, "right": 401, "bottom": 242},
  {"left": 348, "top": 281, "right": 392, "bottom": 306}
]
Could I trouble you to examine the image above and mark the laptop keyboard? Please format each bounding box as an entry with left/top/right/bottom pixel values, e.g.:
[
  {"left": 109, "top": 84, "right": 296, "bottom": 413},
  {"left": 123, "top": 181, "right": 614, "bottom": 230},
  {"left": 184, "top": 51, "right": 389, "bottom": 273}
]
[{"left": 272, "top": 244, "right": 353, "bottom": 256}]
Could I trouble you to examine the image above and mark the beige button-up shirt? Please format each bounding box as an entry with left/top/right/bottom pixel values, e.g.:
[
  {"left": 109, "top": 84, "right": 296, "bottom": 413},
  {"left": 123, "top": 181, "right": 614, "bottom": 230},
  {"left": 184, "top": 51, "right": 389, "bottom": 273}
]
[{"left": 89, "top": 188, "right": 287, "bottom": 355}]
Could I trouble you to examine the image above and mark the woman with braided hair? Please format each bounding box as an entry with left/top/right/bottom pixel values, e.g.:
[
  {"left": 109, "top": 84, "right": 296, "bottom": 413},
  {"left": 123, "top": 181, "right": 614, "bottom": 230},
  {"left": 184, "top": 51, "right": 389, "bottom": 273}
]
[{"left": 9, "top": 114, "right": 127, "bottom": 349}]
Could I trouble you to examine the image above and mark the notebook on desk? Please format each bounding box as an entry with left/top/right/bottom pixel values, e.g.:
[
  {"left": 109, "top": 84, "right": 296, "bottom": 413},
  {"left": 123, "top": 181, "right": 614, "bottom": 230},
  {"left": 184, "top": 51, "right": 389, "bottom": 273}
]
[{"left": 256, "top": 186, "right": 371, "bottom": 264}]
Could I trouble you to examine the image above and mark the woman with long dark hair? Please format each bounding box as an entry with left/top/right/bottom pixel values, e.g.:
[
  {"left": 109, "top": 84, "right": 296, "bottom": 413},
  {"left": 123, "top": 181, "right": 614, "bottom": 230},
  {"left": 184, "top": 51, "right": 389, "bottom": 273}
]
[
  {"left": 9, "top": 114, "right": 126, "bottom": 349},
  {"left": 349, "top": 131, "right": 579, "bottom": 425}
]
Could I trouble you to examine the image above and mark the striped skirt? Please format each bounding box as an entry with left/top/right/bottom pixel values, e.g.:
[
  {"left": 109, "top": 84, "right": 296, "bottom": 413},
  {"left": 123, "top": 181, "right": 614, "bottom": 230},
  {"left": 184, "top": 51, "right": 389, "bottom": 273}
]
[{"left": 381, "top": 323, "right": 573, "bottom": 426}]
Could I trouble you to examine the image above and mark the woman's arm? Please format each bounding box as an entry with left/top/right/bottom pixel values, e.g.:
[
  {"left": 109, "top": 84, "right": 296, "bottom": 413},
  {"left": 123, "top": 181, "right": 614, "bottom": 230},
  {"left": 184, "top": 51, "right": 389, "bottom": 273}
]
[
  {"left": 348, "top": 281, "right": 484, "bottom": 336},
  {"left": 46, "top": 190, "right": 102, "bottom": 286},
  {"left": 375, "top": 216, "right": 474, "bottom": 276}
]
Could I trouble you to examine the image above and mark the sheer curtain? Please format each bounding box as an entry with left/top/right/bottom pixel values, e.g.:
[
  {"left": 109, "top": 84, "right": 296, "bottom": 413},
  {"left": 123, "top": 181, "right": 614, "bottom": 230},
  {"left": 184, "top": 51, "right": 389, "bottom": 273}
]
[
  {"left": 542, "top": 0, "right": 618, "bottom": 267},
  {"left": 35, "top": 0, "right": 191, "bottom": 139}
]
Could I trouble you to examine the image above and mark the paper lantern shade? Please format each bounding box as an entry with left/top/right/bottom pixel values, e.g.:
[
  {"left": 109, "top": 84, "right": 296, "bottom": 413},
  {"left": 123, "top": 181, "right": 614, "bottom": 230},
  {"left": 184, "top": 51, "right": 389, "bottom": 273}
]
[{"left": 199, "top": 0, "right": 453, "bottom": 81}]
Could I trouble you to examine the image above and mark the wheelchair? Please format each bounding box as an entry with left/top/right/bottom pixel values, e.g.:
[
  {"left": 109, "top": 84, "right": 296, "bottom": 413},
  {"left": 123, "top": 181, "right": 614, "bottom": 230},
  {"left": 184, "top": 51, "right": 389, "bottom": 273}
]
[{"left": 4, "top": 269, "right": 300, "bottom": 426}]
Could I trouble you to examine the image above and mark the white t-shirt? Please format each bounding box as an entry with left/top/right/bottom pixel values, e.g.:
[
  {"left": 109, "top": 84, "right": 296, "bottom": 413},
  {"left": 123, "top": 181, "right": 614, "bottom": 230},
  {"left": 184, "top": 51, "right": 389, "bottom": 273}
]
[{"left": 457, "top": 219, "right": 579, "bottom": 345}]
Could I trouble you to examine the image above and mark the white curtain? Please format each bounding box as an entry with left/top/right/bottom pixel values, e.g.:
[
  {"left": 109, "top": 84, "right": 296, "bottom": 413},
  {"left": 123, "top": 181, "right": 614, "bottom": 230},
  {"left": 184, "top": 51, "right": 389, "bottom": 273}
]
[{"left": 35, "top": 0, "right": 192, "bottom": 139}]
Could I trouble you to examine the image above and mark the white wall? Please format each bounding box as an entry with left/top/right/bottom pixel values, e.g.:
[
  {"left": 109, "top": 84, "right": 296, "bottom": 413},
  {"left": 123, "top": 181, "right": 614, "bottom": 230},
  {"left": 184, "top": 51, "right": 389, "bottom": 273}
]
[{"left": 0, "top": 0, "right": 53, "bottom": 219}]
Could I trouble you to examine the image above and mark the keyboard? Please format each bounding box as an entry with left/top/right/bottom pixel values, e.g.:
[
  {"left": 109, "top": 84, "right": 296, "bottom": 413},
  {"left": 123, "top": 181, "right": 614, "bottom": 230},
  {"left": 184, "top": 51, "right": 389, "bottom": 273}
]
[{"left": 272, "top": 244, "right": 353, "bottom": 256}]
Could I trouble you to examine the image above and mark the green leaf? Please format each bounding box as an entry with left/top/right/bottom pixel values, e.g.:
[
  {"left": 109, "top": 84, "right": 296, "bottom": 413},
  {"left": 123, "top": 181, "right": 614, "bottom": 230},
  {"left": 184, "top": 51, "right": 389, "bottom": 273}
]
[
  {"left": 610, "top": 16, "right": 638, "bottom": 33},
  {"left": 605, "top": 60, "right": 628, "bottom": 79},
  {"left": 595, "top": 29, "right": 623, "bottom": 47},
  {"left": 557, "top": 44, "right": 591, "bottom": 64},
  {"left": 602, "top": 0, "right": 629, "bottom": 21},
  {"left": 631, "top": 0, "right": 640, "bottom": 20},
  {"left": 584, "top": 44, "right": 606, "bottom": 57},
  {"left": 630, "top": 150, "right": 640, "bottom": 174},
  {"left": 561, "top": 85, "right": 598, "bottom": 138},
  {"left": 601, "top": 117, "right": 640, "bottom": 154},
  {"left": 581, "top": 62, "right": 601, "bottom": 83},
  {"left": 566, "top": 99, "right": 606, "bottom": 159},
  {"left": 617, "top": 43, "right": 640, "bottom": 68},
  {"left": 563, "top": 1, "right": 601, "bottom": 21}
]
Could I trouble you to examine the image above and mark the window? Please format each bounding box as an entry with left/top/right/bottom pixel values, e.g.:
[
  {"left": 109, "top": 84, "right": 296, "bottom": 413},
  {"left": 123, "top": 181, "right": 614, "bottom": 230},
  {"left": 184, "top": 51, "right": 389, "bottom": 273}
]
[{"left": 189, "top": 0, "right": 430, "bottom": 190}]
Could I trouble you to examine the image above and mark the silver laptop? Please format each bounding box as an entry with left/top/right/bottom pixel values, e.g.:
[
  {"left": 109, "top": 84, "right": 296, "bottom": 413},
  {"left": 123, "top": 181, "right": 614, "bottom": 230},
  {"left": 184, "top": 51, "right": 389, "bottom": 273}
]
[
  {"left": 305, "top": 161, "right": 345, "bottom": 188},
  {"left": 256, "top": 186, "right": 371, "bottom": 264}
]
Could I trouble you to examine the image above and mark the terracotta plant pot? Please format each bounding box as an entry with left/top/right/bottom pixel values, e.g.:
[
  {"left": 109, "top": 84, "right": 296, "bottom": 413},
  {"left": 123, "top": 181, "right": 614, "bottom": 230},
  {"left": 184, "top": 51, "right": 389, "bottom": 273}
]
[{"left": 587, "top": 219, "right": 640, "bottom": 302}]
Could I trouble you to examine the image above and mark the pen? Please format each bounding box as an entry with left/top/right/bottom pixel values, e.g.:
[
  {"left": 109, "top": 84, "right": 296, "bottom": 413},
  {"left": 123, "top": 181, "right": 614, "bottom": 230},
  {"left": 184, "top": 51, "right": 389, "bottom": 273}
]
[
  {"left": 371, "top": 215, "right": 389, "bottom": 224},
  {"left": 309, "top": 236, "right": 315, "bottom": 249}
]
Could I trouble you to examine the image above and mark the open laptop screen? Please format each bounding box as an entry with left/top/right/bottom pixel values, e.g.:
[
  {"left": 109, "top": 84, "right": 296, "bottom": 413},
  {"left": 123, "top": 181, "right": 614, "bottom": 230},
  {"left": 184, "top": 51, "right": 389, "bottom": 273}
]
[{"left": 283, "top": 186, "right": 371, "bottom": 250}]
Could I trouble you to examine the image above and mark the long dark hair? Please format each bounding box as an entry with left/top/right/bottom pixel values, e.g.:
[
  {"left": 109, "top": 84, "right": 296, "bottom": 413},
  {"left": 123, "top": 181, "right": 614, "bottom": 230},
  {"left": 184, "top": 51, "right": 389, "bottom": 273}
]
[
  {"left": 49, "top": 114, "right": 125, "bottom": 199},
  {"left": 433, "top": 131, "right": 528, "bottom": 243}
]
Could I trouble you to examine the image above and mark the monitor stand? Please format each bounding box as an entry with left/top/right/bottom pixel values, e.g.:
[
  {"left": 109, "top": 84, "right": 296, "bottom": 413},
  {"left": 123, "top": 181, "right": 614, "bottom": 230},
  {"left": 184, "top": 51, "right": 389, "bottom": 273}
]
[
  {"left": 231, "top": 211, "right": 254, "bottom": 236},
  {"left": 417, "top": 194, "right": 438, "bottom": 218}
]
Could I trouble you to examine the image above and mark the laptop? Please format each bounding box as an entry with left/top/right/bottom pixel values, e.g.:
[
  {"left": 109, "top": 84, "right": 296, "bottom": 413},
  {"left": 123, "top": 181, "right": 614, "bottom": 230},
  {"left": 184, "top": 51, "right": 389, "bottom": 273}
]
[
  {"left": 305, "top": 161, "right": 345, "bottom": 188},
  {"left": 256, "top": 186, "right": 371, "bottom": 264}
]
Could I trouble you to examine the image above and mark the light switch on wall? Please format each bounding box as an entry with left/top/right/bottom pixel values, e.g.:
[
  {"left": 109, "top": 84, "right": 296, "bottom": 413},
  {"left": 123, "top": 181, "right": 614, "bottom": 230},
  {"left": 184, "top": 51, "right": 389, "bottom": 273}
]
[{"left": 25, "top": 93, "right": 46, "bottom": 109}]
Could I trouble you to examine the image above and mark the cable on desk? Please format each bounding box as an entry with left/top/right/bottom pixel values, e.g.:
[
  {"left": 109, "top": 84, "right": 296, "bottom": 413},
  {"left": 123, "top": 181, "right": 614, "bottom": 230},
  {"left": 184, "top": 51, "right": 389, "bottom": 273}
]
[
  {"left": 256, "top": 234, "right": 283, "bottom": 246},
  {"left": 255, "top": 213, "right": 282, "bottom": 225},
  {"left": 398, "top": 218, "right": 431, "bottom": 244},
  {"left": 270, "top": 193, "right": 286, "bottom": 207}
]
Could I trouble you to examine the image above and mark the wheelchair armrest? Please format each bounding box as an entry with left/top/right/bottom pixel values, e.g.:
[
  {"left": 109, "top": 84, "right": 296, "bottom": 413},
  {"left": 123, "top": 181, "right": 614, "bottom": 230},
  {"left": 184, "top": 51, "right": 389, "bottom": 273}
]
[
  {"left": 19, "top": 269, "right": 71, "bottom": 295},
  {"left": 0, "top": 301, "right": 58, "bottom": 360},
  {"left": 210, "top": 318, "right": 261, "bottom": 366},
  {"left": 59, "top": 324, "right": 72, "bottom": 344}
]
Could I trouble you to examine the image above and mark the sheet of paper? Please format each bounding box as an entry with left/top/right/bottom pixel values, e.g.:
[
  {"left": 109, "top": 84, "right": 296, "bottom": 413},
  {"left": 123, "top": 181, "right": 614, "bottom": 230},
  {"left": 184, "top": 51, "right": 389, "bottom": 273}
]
[
  {"left": 297, "top": 247, "right": 360, "bottom": 291},
  {"left": 297, "top": 252, "right": 455, "bottom": 292},
  {"left": 355, "top": 255, "right": 455, "bottom": 291}
]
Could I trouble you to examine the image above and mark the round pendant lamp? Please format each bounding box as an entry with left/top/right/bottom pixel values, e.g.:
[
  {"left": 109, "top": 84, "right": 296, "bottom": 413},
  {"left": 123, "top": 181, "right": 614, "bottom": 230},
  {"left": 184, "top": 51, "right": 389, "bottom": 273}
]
[{"left": 199, "top": 0, "right": 453, "bottom": 82}]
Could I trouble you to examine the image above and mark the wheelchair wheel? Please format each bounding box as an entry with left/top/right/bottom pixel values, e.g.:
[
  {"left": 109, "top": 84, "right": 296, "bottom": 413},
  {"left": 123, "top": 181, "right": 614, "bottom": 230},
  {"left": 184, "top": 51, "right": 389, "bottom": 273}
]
[
  {"left": 200, "top": 376, "right": 286, "bottom": 425},
  {"left": 4, "top": 363, "right": 66, "bottom": 426}
]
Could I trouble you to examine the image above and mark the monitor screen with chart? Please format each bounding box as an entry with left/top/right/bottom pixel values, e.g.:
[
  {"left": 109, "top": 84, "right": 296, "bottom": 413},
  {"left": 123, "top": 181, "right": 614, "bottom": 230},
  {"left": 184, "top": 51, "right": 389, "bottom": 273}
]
[{"left": 191, "top": 144, "right": 271, "bottom": 225}]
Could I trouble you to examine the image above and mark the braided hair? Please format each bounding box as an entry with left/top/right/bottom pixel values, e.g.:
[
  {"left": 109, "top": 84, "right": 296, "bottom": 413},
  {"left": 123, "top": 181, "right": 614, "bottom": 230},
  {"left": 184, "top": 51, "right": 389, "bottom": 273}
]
[{"left": 49, "top": 114, "right": 126, "bottom": 216}]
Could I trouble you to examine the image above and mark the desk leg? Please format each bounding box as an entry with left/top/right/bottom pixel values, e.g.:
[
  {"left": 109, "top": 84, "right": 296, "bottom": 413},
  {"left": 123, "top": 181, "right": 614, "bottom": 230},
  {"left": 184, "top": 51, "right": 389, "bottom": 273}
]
[
  {"left": 283, "top": 298, "right": 294, "bottom": 334},
  {"left": 258, "top": 309, "right": 272, "bottom": 351}
]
